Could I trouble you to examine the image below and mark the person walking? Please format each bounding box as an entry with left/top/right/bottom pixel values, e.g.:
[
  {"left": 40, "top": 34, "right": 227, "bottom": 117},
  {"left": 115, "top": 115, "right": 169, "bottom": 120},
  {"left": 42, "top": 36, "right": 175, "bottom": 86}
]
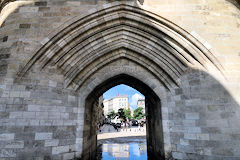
[{"left": 138, "top": 120, "right": 141, "bottom": 131}]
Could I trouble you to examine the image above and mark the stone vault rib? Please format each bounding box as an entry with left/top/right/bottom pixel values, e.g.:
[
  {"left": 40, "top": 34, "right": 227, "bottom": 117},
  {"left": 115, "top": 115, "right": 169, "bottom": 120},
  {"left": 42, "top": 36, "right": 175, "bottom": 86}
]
[
  {"left": 71, "top": 48, "right": 174, "bottom": 90},
  {"left": 67, "top": 46, "right": 177, "bottom": 90},
  {"left": 39, "top": 11, "right": 206, "bottom": 70},
  {"left": 60, "top": 33, "right": 186, "bottom": 84},
  {"left": 51, "top": 25, "right": 188, "bottom": 73},
  {"left": 18, "top": 3, "right": 223, "bottom": 90}
]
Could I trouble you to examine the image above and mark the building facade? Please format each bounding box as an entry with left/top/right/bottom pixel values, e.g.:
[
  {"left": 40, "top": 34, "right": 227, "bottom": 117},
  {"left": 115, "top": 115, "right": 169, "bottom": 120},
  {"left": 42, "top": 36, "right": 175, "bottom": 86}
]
[
  {"left": 137, "top": 98, "right": 145, "bottom": 113},
  {"left": 103, "top": 95, "right": 129, "bottom": 116}
]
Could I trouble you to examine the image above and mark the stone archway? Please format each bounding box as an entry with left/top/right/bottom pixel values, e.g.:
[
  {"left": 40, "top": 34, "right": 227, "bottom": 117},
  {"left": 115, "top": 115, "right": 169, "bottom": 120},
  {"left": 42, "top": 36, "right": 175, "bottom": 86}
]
[
  {"left": 82, "top": 74, "right": 163, "bottom": 159},
  {"left": 19, "top": 3, "right": 221, "bottom": 86},
  {"left": 19, "top": 2, "right": 222, "bottom": 159},
  {"left": 5, "top": 1, "right": 237, "bottom": 160}
]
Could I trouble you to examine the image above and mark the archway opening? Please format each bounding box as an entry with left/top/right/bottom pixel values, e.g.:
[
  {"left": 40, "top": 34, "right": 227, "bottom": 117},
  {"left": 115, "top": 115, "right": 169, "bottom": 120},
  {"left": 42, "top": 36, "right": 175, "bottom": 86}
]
[
  {"left": 82, "top": 74, "right": 164, "bottom": 160},
  {"left": 97, "top": 84, "right": 146, "bottom": 159}
]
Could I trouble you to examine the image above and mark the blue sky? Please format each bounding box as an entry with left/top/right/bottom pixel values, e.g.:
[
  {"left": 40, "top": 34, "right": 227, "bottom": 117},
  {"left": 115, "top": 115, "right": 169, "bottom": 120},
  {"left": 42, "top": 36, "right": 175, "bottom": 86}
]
[{"left": 103, "top": 84, "right": 145, "bottom": 110}]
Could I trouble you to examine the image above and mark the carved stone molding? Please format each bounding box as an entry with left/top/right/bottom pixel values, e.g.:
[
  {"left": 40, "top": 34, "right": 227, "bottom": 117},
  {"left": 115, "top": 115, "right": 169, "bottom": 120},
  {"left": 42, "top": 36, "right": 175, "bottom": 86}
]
[{"left": 0, "top": 0, "right": 15, "bottom": 12}]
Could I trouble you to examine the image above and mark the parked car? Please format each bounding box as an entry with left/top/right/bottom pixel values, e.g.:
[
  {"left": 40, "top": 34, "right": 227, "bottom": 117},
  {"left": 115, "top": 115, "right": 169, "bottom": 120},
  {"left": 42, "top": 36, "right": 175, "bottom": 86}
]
[{"left": 131, "top": 120, "right": 138, "bottom": 126}]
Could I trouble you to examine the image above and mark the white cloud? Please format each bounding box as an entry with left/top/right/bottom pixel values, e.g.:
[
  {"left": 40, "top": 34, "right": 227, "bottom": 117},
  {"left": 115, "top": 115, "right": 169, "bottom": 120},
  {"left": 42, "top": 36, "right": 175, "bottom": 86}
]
[
  {"left": 123, "top": 85, "right": 134, "bottom": 91},
  {"left": 130, "top": 93, "right": 144, "bottom": 108}
]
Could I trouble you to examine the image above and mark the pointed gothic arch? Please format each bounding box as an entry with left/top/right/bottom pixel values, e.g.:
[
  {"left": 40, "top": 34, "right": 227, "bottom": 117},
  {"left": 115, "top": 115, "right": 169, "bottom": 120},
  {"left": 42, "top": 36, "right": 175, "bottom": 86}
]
[{"left": 19, "top": 3, "right": 222, "bottom": 91}]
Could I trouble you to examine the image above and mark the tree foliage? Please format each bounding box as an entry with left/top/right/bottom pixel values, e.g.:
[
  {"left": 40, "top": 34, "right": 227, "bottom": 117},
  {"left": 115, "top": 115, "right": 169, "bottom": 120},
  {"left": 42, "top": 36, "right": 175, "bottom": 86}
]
[
  {"left": 124, "top": 108, "right": 132, "bottom": 121},
  {"left": 117, "top": 108, "right": 126, "bottom": 122},
  {"left": 115, "top": 108, "right": 132, "bottom": 122},
  {"left": 107, "top": 111, "right": 116, "bottom": 119},
  {"left": 133, "top": 107, "right": 145, "bottom": 120}
]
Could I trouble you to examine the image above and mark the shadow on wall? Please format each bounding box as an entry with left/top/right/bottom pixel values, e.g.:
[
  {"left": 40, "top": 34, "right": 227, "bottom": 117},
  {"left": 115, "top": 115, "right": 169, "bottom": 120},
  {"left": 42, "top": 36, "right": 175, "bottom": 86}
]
[
  {"left": 138, "top": 0, "right": 144, "bottom": 5},
  {"left": 81, "top": 66, "right": 240, "bottom": 159},
  {"left": 226, "top": 0, "right": 240, "bottom": 9},
  {"left": 168, "top": 69, "right": 240, "bottom": 159}
]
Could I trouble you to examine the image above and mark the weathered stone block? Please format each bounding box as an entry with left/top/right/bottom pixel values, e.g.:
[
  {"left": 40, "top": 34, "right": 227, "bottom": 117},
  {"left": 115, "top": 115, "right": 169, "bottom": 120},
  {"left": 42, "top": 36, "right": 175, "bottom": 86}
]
[
  {"left": 185, "top": 113, "right": 199, "bottom": 120},
  {"left": 172, "top": 152, "right": 187, "bottom": 159},
  {"left": 60, "top": 113, "right": 69, "bottom": 119},
  {"left": 39, "top": 120, "right": 52, "bottom": 126},
  {"left": 30, "top": 120, "right": 40, "bottom": 126},
  {"left": 180, "top": 139, "right": 189, "bottom": 146},
  {"left": 196, "top": 134, "right": 210, "bottom": 141},
  {"left": 52, "top": 145, "right": 69, "bottom": 155},
  {"left": 187, "top": 127, "right": 201, "bottom": 133},
  {"left": 4, "top": 141, "right": 24, "bottom": 149},
  {"left": 28, "top": 105, "right": 41, "bottom": 112},
  {"left": 44, "top": 139, "right": 59, "bottom": 147},
  {"left": 22, "top": 112, "right": 36, "bottom": 119},
  {"left": 36, "top": 112, "right": 48, "bottom": 119},
  {"left": 63, "top": 152, "right": 74, "bottom": 160},
  {"left": 19, "top": 7, "right": 39, "bottom": 13},
  {"left": 0, "top": 149, "right": 16, "bottom": 158},
  {"left": 0, "top": 134, "right": 14, "bottom": 141},
  {"left": 177, "top": 144, "right": 195, "bottom": 153},
  {"left": 35, "top": 133, "right": 52, "bottom": 140},
  {"left": 19, "top": 24, "right": 31, "bottom": 29},
  {"left": 35, "top": 1, "right": 48, "bottom": 6},
  {"left": 184, "top": 133, "right": 197, "bottom": 140},
  {"left": 48, "top": 112, "right": 60, "bottom": 120}
]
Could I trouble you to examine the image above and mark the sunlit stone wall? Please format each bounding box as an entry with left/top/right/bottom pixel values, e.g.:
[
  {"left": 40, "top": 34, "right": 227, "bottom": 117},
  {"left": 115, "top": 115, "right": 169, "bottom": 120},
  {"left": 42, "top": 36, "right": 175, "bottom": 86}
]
[{"left": 0, "top": 0, "right": 240, "bottom": 159}]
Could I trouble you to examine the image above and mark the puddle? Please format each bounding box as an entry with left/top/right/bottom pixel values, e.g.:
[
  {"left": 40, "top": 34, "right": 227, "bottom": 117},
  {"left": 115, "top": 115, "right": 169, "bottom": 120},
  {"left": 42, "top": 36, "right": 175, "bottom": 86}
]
[{"left": 96, "top": 138, "right": 147, "bottom": 160}]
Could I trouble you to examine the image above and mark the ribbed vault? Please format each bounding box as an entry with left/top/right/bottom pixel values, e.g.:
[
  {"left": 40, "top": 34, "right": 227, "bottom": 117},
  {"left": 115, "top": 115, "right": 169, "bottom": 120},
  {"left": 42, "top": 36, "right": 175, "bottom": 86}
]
[{"left": 19, "top": 3, "right": 222, "bottom": 90}]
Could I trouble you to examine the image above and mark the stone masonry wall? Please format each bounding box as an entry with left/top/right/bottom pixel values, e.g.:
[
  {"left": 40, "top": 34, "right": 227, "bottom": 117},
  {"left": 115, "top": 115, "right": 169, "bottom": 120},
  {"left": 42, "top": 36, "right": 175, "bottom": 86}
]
[
  {"left": 162, "top": 69, "right": 240, "bottom": 159},
  {"left": 0, "top": 0, "right": 240, "bottom": 160}
]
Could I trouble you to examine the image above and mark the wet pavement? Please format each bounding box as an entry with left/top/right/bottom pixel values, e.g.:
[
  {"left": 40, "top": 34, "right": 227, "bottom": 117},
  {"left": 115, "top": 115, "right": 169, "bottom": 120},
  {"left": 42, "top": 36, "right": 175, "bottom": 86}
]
[{"left": 96, "top": 136, "right": 147, "bottom": 160}]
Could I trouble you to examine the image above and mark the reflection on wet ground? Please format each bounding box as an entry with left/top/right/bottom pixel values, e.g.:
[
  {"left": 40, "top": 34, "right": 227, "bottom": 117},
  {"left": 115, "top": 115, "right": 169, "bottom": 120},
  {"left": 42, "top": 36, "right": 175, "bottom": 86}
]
[{"left": 96, "top": 136, "right": 147, "bottom": 160}]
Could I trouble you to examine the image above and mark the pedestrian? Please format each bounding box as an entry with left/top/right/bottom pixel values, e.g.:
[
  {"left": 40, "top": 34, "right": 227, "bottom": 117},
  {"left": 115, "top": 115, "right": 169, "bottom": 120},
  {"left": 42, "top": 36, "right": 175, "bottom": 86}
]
[
  {"left": 138, "top": 121, "right": 141, "bottom": 131},
  {"left": 140, "top": 121, "right": 144, "bottom": 127},
  {"left": 121, "top": 121, "right": 124, "bottom": 132},
  {"left": 129, "top": 121, "right": 132, "bottom": 132},
  {"left": 126, "top": 122, "right": 129, "bottom": 132},
  {"left": 124, "top": 122, "right": 127, "bottom": 131}
]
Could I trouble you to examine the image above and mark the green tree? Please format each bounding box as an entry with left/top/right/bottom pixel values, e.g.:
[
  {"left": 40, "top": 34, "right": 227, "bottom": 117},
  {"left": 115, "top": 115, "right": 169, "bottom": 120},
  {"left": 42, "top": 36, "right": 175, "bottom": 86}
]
[
  {"left": 117, "top": 108, "right": 126, "bottom": 122},
  {"left": 124, "top": 108, "right": 132, "bottom": 121},
  {"left": 133, "top": 107, "right": 145, "bottom": 120},
  {"left": 107, "top": 111, "right": 116, "bottom": 119}
]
